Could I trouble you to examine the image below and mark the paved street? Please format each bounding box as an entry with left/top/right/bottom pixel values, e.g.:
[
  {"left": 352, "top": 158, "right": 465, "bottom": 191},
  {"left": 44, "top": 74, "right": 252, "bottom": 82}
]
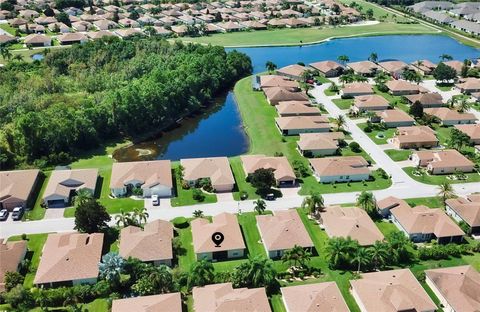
[{"left": 1, "top": 83, "right": 480, "bottom": 239}]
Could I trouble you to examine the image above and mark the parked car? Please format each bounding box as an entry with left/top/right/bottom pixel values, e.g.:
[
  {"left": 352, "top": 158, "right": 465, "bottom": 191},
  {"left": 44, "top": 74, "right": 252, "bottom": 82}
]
[
  {"left": 265, "top": 193, "right": 275, "bottom": 201},
  {"left": 0, "top": 209, "right": 8, "bottom": 221},
  {"left": 151, "top": 195, "right": 159, "bottom": 206},
  {"left": 11, "top": 207, "right": 24, "bottom": 221}
]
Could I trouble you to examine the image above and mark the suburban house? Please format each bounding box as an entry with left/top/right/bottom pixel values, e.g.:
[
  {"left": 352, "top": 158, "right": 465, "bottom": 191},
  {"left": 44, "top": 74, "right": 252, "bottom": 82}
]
[
  {"left": 378, "top": 60, "right": 412, "bottom": 78},
  {"left": 455, "top": 124, "right": 480, "bottom": 144},
  {"left": 376, "top": 196, "right": 411, "bottom": 218},
  {"left": 0, "top": 169, "right": 39, "bottom": 211},
  {"left": 56, "top": 32, "right": 88, "bottom": 45},
  {"left": 256, "top": 210, "right": 314, "bottom": 258},
  {"left": 320, "top": 206, "right": 384, "bottom": 246},
  {"left": 23, "top": 33, "right": 51, "bottom": 46},
  {"left": 390, "top": 204, "right": 465, "bottom": 244},
  {"left": 241, "top": 155, "right": 296, "bottom": 186},
  {"left": 193, "top": 283, "right": 271, "bottom": 312},
  {"left": 424, "top": 107, "right": 477, "bottom": 125},
  {"left": 34, "top": 232, "right": 104, "bottom": 287},
  {"left": 43, "top": 168, "right": 98, "bottom": 208},
  {"left": 352, "top": 94, "right": 389, "bottom": 113},
  {"left": 411, "top": 150, "right": 475, "bottom": 174},
  {"left": 445, "top": 195, "right": 480, "bottom": 234},
  {"left": 385, "top": 80, "right": 427, "bottom": 96},
  {"left": 425, "top": 265, "right": 480, "bottom": 312},
  {"left": 259, "top": 75, "right": 299, "bottom": 90},
  {"left": 110, "top": 160, "right": 173, "bottom": 198},
  {"left": 350, "top": 269, "right": 437, "bottom": 312},
  {"left": 404, "top": 92, "right": 444, "bottom": 108},
  {"left": 276, "top": 64, "right": 308, "bottom": 81},
  {"left": 411, "top": 59, "right": 437, "bottom": 75},
  {"left": 297, "top": 132, "right": 344, "bottom": 156},
  {"left": 443, "top": 60, "right": 464, "bottom": 74},
  {"left": 180, "top": 157, "right": 235, "bottom": 192},
  {"left": 309, "top": 60, "right": 344, "bottom": 77},
  {"left": 275, "top": 101, "right": 320, "bottom": 116},
  {"left": 455, "top": 77, "right": 480, "bottom": 94},
  {"left": 375, "top": 109, "right": 415, "bottom": 128},
  {"left": 112, "top": 293, "right": 182, "bottom": 312},
  {"left": 309, "top": 156, "right": 371, "bottom": 183},
  {"left": 275, "top": 115, "right": 331, "bottom": 135},
  {"left": 191, "top": 213, "right": 245, "bottom": 261},
  {"left": 263, "top": 87, "right": 309, "bottom": 105},
  {"left": 281, "top": 282, "right": 350, "bottom": 312},
  {"left": 391, "top": 126, "right": 439, "bottom": 149},
  {"left": 341, "top": 82, "right": 374, "bottom": 97},
  {"left": 119, "top": 220, "right": 173, "bottom": 266},
  {"left": 347, "top": 61, "right": 381, "bottom": 76},
  {"left": 0, "top": 239, "right": 27, "bottom": 292}
]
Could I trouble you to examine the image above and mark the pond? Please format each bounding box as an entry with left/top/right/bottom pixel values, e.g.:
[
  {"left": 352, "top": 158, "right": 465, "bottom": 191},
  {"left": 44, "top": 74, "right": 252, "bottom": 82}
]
[
  {"left": 31, "top": 54, "right": 44, "bottom": 61},
  {"left": 114, "top": 34, "right": 479, "bottom": 162}
]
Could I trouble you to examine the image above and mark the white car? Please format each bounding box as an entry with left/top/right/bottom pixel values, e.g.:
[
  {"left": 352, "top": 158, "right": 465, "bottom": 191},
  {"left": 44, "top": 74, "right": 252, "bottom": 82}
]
[{"left": 151, "top": 195, "right": 159, "bottom": 206}]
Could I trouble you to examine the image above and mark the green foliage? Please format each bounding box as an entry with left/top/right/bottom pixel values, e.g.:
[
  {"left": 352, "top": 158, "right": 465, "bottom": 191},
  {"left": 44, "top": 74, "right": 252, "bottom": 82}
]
[
  {"left": 292, "top": 160, "right": 309, "bottom": 178},
  {"left": 409, "top": 101, "right": 424, "bottom": 118},
  {"left": 74, "top": 198, "right": 111, "bottom": 233},
  {"left": 249, "top": 168, "right": 276, "bottom": 194},
  {"left": 99, "top": 252, "right": 125, "bottom": 286},
  {"left": 192, "top": 188, "right": 206, "bottom": 201},
  {"left": 433, "top": 62, "right": 457, "bottom": 82},
  {"left": 4, "top": 271, "right": 24, "bottom": 292},
  {"left": 232, "top": 256, "right": 278, "bottom": 292},
  {"left": 187, "top": 260, "right": 215, "bottom": 289},
  {"left": 418, "top": 243, "right": 469, "bottom": 260},
  {"left": 172, "top": 217, "right": 189, "bottom": 229},
  {"left": 449, "top": 128, "right": 471, "bottom": 151},
  {"left": 3, "top": 285, "right": 35, "bottom": 310},
  {"left": 253, "top": 199, "right": 266, "bottom": 214},
  {"left": 348, "top": 141, "right": 361, "bottom": 153},
  {"left": 132, "top": 265, "right": 176, "bottom": 296}
]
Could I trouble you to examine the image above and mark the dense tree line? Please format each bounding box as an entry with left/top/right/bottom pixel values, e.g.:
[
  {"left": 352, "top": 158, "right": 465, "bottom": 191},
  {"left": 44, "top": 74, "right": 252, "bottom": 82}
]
[{"left": 0, "top": 38, "right": 252, "bottom": 169}]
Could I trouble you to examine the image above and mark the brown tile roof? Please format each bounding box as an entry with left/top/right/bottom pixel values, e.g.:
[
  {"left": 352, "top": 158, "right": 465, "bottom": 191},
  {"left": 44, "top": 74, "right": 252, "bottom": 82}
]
[
  {"left": 353, "top": 94, "right": 389, "bottom": 109},
  {"left": 119, "top": 220, "right": 173, "bottom": 262},
  {"left": 43, "top": 169, "right": 98, "bottom": 201},
  {"left": 393, "top": 126, "right": 438, "bottom": 144},
  {"left": 309, "top": 60, "right": 344, "bottom": 74},
  {"left": 378, "top": 60, "right": 411, "bottom": 73},
  {"left": 193, "top": 283, "right": 271, "bottom": 312},
  {"left": 376, "top": 196, "right": 410, "bottom": 212},
  {"left": 241, "top": 155, "right": 296, "bottom": 182},
  {"left": 376, "top": 109, "right": 415, "bottom": 123},
  {"left": 276, "top": 101, "right": 320, "bottom": 116},
  {"left": 281, "top": 282, "right": 350, "bottom": 312},
  {"left": 456, "top": 77, "right": 480, "bottom": 91},
  {"left": 347, "top": 61, "right": 381, "bottom": 75},
  {"left": 443, "top": 60, "right": 464, "bottom": 74},
  {"left": 391, "top": 205, "right": 465, "bottom": 238},
  {"left": 411, "top": 59, "right": 437, "bottom": 72},
  {"left": 446, "top": 195, "right": 480, "bottom": 227},
  {"left": 0, "top": 169, "right": 39, "bottom": 208},
  {"left": 264, "top": 87, "right": 309, "bottom": 103},
  {"left": 24, "top": 34, "right": 51, "bottom": 44},
  {"left": 385, "top": 80, "right": 427, "bottom": 93},
  {"left": 256, "top": 210, "right": 314, "bottom": 251},
  {"left": 180, "top": 157, "right": 234, "bottom": 189},
  {"left": 110, "top": 160, "right": 172, "bottom": 190},
  {"left": 413, "top": 149, "right": 474, "bottom": 169},
  {"left": 191, "top": 213, "right": 245, "bottom": 254},
  {"left": 309, "top": 156, "right": 370, "bottom": 177},
  {"left": 112, "top": 293, "right": 182, "bottom": 312},
  {"left": 276, "top": 64, "right": 307, "bottom": 78},
  {"left": 275, "top": 116, "right": 330, "bottom": 131},
  {"left": 0, "top": 239, "right": 27, "bottom": 292},
  {"left": 34, "top": 232, "right": 104, "bottom": 285},
  {"left": 57, "top": 32, "right": 88, "bottom": 43},
  {"left": 424, "top": 107, "right": 477, "bottom": 122},
  {"left": 455, "top": 124, "right": 480, "bottom": 140},
  {"left": 350, "top": 269, "right": 437, "bottom": 312},
  {"left": 321, "top": 206, "right": 384, "bottom": 246},
  {"left": 297, "top": 132, "right": 344, "bottom": 151},
  {"left": 405, "top": 92, "right": 444, "bottom": 106},
  {"left": 342, "top": 82, "right": 373, "bottom": 94},
  {"left": 425, "top": 265, "right": 480, "bottom": 312}
]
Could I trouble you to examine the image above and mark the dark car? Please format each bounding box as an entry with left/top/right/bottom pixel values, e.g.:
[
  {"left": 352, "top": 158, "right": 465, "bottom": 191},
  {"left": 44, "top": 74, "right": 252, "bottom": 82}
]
[
  {"left": 0, "top": 209, "right": 8, "bottom": 221},
  {"left": 265, "top": 193, "right": 275, "bottom": 201},
  {"left": 11, "top": 207, "right": 24, "bottom": 221}
]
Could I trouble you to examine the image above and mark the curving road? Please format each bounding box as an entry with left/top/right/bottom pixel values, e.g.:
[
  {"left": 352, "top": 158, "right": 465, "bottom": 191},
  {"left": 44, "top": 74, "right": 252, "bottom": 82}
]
[{"left": 1, "top": 83, "right": 479, "bottom": 239}]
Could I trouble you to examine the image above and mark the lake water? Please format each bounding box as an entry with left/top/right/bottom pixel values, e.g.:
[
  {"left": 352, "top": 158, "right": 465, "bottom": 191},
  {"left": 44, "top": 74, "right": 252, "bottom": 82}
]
[{"left": 114, "top": 34, "right": 479, "bottom": 161}]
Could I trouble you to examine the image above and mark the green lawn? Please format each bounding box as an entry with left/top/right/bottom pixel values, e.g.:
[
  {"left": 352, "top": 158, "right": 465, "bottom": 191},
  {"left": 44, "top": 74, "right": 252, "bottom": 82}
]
[
  {"left": 0, "top": 23, "right": 16, "bottom": 35},
  {"left": 404, "top": 167, "right": 480, "bottom": 184},
  {"left": 238, "top": 212, "right": 267, "bottom": 258},
  {"left": 436, "top": 83, "right": 454, "bottom": 91},
  {"left": 170, "top": 165, "right": 217, "bottom": 207},
  {"left": 270, "top": 295, "right": 287, "bottom": 312},
  {"left": 324, "top": 87, "right": 338, "bottom": 96},
  {"left": 24, "top": 172, "right": 50, "bottom": 221},
  {"left": 340, "top": 0, "right": 411, "bottom": 22},
  {"left": 384, "top": 149, "right": 411, "bottom": 161},
  {"left": 180, "top": 22, "right": 434, "bottom": 47},
  {"left": 431, "top": 124, "right": 451, "bottom": 146},
  {"left": 332, "top": 98, "right": 353, "bottom": 110},
  {"left": 358, "top": 123, "right": 396, "bottom": 144},
  {"left": 176, "top": 223, "right": 196, "bottom": 271},
  {"left": 9, "top": 233, "right": 48, "bottom": 288},
  {"left": 405, "top": 196, "right": 443, "bottom": 208},
  {"left": 230, "top": 157, "right": 260, "bottom": 201},
  {"left": 375, "top": 220, "right": 400, "bottom": 236}
]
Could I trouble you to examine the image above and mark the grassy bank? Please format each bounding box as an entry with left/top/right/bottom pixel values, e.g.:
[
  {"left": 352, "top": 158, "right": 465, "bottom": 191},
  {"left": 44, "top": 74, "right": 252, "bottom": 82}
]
[{"left": 404, "top": 167, "right": 480, "bottom": 184}]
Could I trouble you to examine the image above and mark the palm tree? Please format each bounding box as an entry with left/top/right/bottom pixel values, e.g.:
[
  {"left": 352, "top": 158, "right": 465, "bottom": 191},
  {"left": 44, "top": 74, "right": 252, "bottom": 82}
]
[
  {"left": 98, "top": 252, "right": 124, "bottom": 285},
  {"left": 386, "top": 231, "right": 414, "bottom": 264},
  {"left": 368, "top": 52, "right": 378, "bottom": 63},
  {"left": 232, "top": 256, "right": 277, "bottom": 289},
  {"left": 193, "top": 210, "right": 204, "bottom": 218},
  {"left": 454, "top": 97, "right": 471, "bottom": 113},
  {"left": 301, "top": 192, "right": 325, "bottom": 219},
  {"left": 337, "top": 55, "right": 350, "bottom": 65},
  {"left": 115, "top": 210, "right": 135, "bottom": 227},
  {"left": 146, "top": 265, "right": 175, "bottom": 294},
  {"left": 351, "top": 248, "right": 370, "bottom": 273},
  {"left": 282, "top": 245, "right": 311, "bottom": 269},
  {"left": 73, "top": 188, "right": 93, "bottom": 207},
  {"left": 254, "top": 199, "right": 266, "bottom": 215},
  {"left": 374, "top": 71, "right": 389, "bottom": 85},
  {"left": 0, "top": 46, "right": 13, "bottom": 60},
  {"left": 187, "top": 260, "right": 215, "bottom": 289},
  {"left": 12, "top": 54, "right": 23, "bottom": 62},
  {"left": 368, "top": 241, "right": 389, "bottom": 270},
  {"left": 333, "top": 115, "right": 346, "bottom": 131},
  {"left": 356, "top": 191, "right": 376, "bottom": 216},
  {"left": 437, "top": 181, "right": 456, "bottom": 206},
  {"left": 265, "top": 61, "right": 277, "bottom": 72},
  {"left": 325, "top": 237, "right": 349, "bottom": 268},
  {"left": 439, "top": 54, "right": 453, "bottom": 61},
  {"left": 132, "top": 206, "right": 149, "bottom": 225}
]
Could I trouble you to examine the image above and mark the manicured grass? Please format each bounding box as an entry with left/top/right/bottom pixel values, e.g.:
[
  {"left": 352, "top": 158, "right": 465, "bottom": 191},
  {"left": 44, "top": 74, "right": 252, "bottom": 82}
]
[
  {"left": 332, "top": 98, "right": 353, "bottom": 110},
  {"left": 405, "top": 196, "right": 443, "bottom": 208},
  {"left": 375, "top": 220, "right": 400, "bottom": 236},
  {"left": 180, "top": 22, "right": 434, "bottom": 46},
  {"left": 431, "top": 124, "right": 451, "bottom": 146},
  {"left": 238, "top": 212, "right": 267, "bottom": 258},
  {"left": 230, "top": 157, "right": 260, "bottom": 201},
  {"left": 176, "top": 223, "right": 196, "bottom": 271},
  {"left": 0, "top": 23, "right": 16, "bottom": 35},
  {"left": 28, "top": 299, "right": 110, "bottom": 312},
  {"left": 9, "top": 233, "right": 48, "bottom": 288},
  {"left": 170, "top": 165, "right": 217, "bottom": 207},
  {"left": 340, "top": 145, "right": 376, "bottom": 164},
  {"left": 358, "top": 123, "right": 396, "bottom": 144},
  {"left": 270, "top": 295, "right": 287, "bottom": 312},
  {"left": 324, "top": 88, "right": 338, "bottom": 96},
  {"left": 24, "top": 172, "right": 50, "bottom": 221},
  {"left": 404, "top": 166, "right": 480, "bottom": 184},
  {"left": 384, "top": 149, "right": 411, "bottom": 161},
  {"left": 341, "top": 0, "right": 411, "bottom": 22},
  {"left": 436, "top": 83, "right": 454, "bottom": 91}
]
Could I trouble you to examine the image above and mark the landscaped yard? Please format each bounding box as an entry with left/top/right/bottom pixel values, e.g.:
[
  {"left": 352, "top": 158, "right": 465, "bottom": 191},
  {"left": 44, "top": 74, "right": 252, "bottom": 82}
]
[
  {"left": 404, "top": 166, "right": 480, "bottom": 184},
  {"left": 175, "top": 221, "right": 196, "bottom": 271},
  {"left": 358, "top": 122, "right": 396, "bottom": 144},
  {"left": 405, "top": 196, "right": 443, "bottom": 208},
  {"left": 332, "top": 98, "right": 353, "bottom": 110},
  {"left": 24, "top": 172, "right": 50, "bottom": 221},
  {"left": 237, "top": 212, "right": 268, "bottom": 258},
  {"left": 230, "top": 157, "right": 260, "bottom": 201},
  {"left": 384, "top": 149, "right": 411, "bottom": 161},
  {"left": 436, "top": 83, "right": 454, "bottom": 91}
]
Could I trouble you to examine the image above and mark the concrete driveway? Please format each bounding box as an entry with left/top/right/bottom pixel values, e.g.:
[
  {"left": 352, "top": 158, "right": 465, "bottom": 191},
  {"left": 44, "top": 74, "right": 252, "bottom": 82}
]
[
  {"left": 216, "top": 192, "right": 234, "bottom": 202},
  {"left": 420, "top": 79, "right": 460, "bottom": 102},
  {"left": 44, "top": 208, "right": 65, "bottom": 219}
]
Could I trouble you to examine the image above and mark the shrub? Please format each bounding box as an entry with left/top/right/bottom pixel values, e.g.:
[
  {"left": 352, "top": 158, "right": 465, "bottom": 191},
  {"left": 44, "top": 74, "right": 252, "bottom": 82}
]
[
  {"left": 240, "top": 191, "right": 248, "bottom": 200},
  {"left": 192, "top": 188, "right": 205, "bottom": 202},
  {"left": 349, "top": 142, "right": 361, "bottom": 153},
  {"left": 181, "top": 180, "right": 190, "bottom": 190},
  {"left": 377, "top": 83, "right": 389, "bottom": 92},
  {"left": 377, "top": 168, "right": 388, "bottom": 179},
  {"left": 364, "top": 126, "right": 372, "bottom": 133},
  {"left": 172, "top": 217, "right": 189, "bottom": 229}
]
